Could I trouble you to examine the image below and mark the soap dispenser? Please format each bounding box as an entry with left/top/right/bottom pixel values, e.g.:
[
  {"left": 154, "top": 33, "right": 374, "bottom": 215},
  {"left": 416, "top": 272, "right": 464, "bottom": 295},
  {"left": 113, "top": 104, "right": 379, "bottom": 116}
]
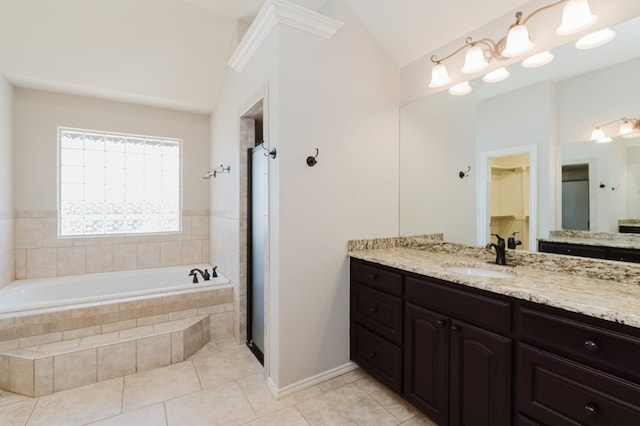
[{"left": 508, "top": 232, "right": 522, "bottom": 250}]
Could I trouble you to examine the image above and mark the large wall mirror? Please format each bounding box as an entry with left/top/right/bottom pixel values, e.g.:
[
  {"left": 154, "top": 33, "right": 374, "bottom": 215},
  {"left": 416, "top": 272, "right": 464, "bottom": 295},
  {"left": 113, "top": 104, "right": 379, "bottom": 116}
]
[{"left": 400, "top": 15, "right": 640, "bottom": 249}]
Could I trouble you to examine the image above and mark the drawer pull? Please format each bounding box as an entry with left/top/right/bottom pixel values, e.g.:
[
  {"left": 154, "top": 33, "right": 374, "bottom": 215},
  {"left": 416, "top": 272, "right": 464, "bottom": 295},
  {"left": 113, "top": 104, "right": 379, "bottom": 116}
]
[
  {"left": 437, "top": 319, "right": 446, "bottom": 326},
  {"left": 369, "top": 306, "right": 378, "bottom": 314},
  {"left": 584, "top": 340, "right": 599, "bottom": 352},
  {"left": 451, "top": 324, "right": 460, "bottom": 332},
  {"left": 369, "top": 274, "right": 378, "bottom": 280},
  {"left": 584, "top": 403, "right": 599, "bottom": 418},
  {"left": 367, "top": 351, "right": 377, "bottom": 359}
]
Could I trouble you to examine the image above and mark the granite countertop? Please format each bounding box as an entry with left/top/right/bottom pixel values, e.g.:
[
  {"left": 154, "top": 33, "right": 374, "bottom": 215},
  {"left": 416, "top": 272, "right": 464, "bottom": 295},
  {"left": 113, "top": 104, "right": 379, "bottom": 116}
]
[
  {"left": 539, "top": 230, "right": 640, "bottom": 249},
  {"left": 349, "top": 238, "right": 640, "bottom": 329}
]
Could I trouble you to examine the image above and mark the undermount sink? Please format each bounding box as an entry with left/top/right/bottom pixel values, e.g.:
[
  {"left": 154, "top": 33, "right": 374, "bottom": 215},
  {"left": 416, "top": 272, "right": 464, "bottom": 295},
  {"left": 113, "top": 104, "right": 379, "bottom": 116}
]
[{"left": 445, "top": 266, "right": 514, "bottom": 279}]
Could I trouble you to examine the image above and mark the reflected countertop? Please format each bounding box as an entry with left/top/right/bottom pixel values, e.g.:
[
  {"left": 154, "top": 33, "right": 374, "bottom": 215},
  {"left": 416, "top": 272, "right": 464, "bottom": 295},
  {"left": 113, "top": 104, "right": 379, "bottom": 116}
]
[
  {"left": 539, "top": 229, "right": 640, "bottom": 249},
  {"left": 349, "top": 237, "right": 640, "bottom": 329}
]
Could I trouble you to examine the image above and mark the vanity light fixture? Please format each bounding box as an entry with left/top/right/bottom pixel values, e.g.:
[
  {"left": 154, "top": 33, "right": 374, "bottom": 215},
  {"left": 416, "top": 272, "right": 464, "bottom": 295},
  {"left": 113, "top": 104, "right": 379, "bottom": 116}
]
[
  {"left": 591, "top": 117, "right": 640, "bottom": 143},
  {"left": 428, "top": 0, "right": 598, "bottom": 93},
  {"left": 576, "top": 27, "right": 616, "bottom": 49},
  {"left": 449, "top": 81, "right": 472, "bottom": 96},
  {"left": 482, "top": 67, "right": 510, "bottom": 83}
]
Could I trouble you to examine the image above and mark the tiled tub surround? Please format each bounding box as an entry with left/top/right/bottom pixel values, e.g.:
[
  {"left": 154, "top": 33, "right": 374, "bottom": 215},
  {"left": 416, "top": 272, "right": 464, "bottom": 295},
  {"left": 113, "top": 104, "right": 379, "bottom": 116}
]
[
  {"left": 0, "top": 210, "right": 14, "bottom": 287},
  {"left": 14, "top": 210, "right": 210, "bottom": 279},
  {"left": 540, "top": 229, "right": 640, "bottom": 249},
  {"left": 0, "top": 284, "right": 234, "bottom": 397},
  {"left": 349, "top": 237, "right": 640, "bottom": 328}
]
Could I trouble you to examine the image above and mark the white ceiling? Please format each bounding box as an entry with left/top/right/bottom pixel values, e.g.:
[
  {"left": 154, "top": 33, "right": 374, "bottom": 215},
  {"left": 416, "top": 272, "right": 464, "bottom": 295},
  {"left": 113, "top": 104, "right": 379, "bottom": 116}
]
[{"left": 0, "top": 0, "right": 565, "bottom": 112}]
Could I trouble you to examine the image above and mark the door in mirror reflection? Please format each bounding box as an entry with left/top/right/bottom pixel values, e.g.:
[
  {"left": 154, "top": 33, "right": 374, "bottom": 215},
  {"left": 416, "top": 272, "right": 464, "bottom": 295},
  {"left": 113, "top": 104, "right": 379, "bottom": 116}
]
[
  {"left": 490, "top": 154, "right": 530, "bottom": 250},
  {"left": 562, "top": 164, "right": 590, "bottom": 230}
]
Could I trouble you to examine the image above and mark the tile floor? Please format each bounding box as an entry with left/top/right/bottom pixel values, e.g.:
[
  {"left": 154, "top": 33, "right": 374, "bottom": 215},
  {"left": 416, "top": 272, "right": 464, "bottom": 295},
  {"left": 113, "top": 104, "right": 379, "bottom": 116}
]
[{"left": 0, "top": 336, "right": 437, "bottom": 425}]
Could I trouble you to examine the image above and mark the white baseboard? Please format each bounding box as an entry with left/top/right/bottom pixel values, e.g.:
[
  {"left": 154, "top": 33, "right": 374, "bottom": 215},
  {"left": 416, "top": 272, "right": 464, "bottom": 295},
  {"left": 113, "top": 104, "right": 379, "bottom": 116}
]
[{"left": 266, "top": 361, "right": 359, "bottom": 399}]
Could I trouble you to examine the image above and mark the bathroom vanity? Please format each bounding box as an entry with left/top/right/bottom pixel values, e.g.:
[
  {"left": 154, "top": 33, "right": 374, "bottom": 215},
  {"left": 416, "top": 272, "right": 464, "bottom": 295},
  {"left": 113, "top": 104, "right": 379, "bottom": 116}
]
[
  {"left": 538, "top": 230, "right": 640, "bottom": 263},
  {"left": 349, "top": 239, "right": 640, "bottom": 426}
]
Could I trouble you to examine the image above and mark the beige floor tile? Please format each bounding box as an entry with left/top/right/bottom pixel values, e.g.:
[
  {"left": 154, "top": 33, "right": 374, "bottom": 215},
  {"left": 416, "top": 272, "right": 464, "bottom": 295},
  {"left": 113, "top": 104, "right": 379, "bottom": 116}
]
[
  {"left": 165, "top": 381, "right": 257, "bottom": 425},
  {"left": 355, "top": 376, "right": 419, "bottom": 422},
  {"left": 122, "top": 361, "right": 201, "bottom": 412},
  {"left": 192, "top": 347, "right": 262, "bottom": 388},
  {"left": 27, "top": 378, "right": 123, "bottom": 426},
  {"left": 399, "top": 414, "right": 439, "bottom": 425},
  {"left": 188, "top": 341, "right": 220, "bottom": 359},
  {"left": 213, "top": 337, "right": 244, "bottom": 352},
  {"left": 244, "top": 406, "right": 310, "bottom": 426},
  {"left": 296, "top": 382, "right": 398, "bottom": 426},
  {"left": 0, "top": 399, "right": 37, "bottom": 426},
  {"left": 238, "top": 373, "right": 321, "bottom": 418},
  {"left": 317, "top": 368, "right": 367, "bottom": 392},
  {"left": 88, "top": 403, "right": 167, "bottom": 426},
  {"left": 0, "top": 390, "right": 33, "bottom": 407}
]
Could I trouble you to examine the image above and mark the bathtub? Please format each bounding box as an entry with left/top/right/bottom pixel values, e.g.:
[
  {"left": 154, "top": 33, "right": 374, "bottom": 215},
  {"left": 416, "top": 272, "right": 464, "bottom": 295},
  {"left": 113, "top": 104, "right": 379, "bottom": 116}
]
[{"left": 0, "top": 264, "right": 231, "bottom": 315}]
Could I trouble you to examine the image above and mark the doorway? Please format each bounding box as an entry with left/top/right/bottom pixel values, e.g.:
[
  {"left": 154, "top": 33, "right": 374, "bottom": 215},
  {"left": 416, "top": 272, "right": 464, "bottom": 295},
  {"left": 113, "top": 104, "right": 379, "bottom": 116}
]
[
  {"left": 561, "top": 164, "right": 590, "bottom": 231},
  {"left": 478, "top": 145, "right": 537, "bottom": 251}
]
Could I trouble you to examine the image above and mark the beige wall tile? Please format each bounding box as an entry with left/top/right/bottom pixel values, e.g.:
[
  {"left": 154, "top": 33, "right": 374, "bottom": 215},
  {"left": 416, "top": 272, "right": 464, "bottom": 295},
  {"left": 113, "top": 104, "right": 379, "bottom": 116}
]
[
  {"left": 62, "top": 325, "right": 102, "bottom": 340},
  {"left": 14, "top": 249, "right": 26, "bottom": 279},
  {"left": 136, "top": 334, "right": 171, "bottom": 372},
  {"left": 26, "top": 248, "right": 57, "bottom": 278},
  {"left": 86, "top": 245, "right": 113, "bottom": 274},
  {"left": 9, "top": 356, "right": 34, "bottom": 396},
  {"left": 19, "top": 332, "right": 62, "bottom": 349},
  {"left": 136, "top": 313, "right": 168, "bottom": 327},
  {"left": 0, "top": 354, "right": 8, "bottom": 389},
  {"left": 191, "top": 215, "right": 209, "bottom": 239},
  {"left": 101, "top": 319, "right": 137, "bottom": 333},
  {"left": 184, "top": 319, "right": 206, "bottom": 359},
  {"left": 15, "top": 218, "right": 42, "bottom": 249},
  {"left": 112, "top": 243, "right": 137, "bottom": 271},
  {"left": 171, "top": 331, "right": 184, "bottom": 363},
  {"left": 98, "top": 341, "right": 136, "bottom": 382},
  {"left": 34, "top": 357, "right": 53, "bottom": 396},
  {"left": 57, "top": 246, "right": 86, "bottom": 276},
  {"left": 182, "top": 240, "right": 202, "bottom": 264},
  {"left": 0, "top": 316, "right": 16, "bottom": 342},
  {"left": 53, "top": 348, "right": 97, "bottom": 392},
  {"left": 160, "top": 241, "right": 182, "bottom": 267},
  {"left": 168, "top": 309, "right": 198, "bottom": 321},
  {"left": 137, "top": 242, "right": 160, "bottom": 269}
]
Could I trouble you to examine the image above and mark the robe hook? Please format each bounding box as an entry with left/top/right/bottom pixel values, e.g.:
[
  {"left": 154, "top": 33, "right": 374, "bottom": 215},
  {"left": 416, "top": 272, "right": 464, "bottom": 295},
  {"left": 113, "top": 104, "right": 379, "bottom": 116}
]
[{"left": 307, "top": 148, "right": 319, "bottom": 167}]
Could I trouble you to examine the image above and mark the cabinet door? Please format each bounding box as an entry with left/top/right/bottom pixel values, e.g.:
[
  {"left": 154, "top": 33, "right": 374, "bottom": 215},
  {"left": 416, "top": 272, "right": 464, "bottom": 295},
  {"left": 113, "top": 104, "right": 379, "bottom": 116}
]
[
  {"left": 449, "top": 319, "right": 512, "bottom": 426},
  {"left": 404, "top": 303, "right": 449, "bottom": 425}
]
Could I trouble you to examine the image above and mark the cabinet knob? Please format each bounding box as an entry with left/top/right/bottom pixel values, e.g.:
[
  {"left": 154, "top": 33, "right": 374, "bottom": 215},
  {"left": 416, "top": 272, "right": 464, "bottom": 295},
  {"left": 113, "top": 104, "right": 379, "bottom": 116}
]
[
  {"left": 369, "top": 274, "right": 377, "bottom": 280},
  {"left": 584, "top": 403, "right": 599, "bottom": 418},
  {"left": 451, "top": 324, "right": 460, "bottom": 332},
  {"left": 369, "top": 306, "right": 378, "bottom": 314},
  {"left": 584, "top": 340, "right": 599, "bottom": 352},
  {"left": 437, "top": 319, "right": 446, "bottom": 326},
  {"left": 368, "top": 352, "right": 377, "bottom": 359}
]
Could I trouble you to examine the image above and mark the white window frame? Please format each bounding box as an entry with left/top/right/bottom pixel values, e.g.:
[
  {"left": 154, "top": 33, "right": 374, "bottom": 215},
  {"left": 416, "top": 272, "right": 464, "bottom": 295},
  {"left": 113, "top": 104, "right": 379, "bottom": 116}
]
[{"left": 57, "top": 127, "right": 183, "bottom": 238}]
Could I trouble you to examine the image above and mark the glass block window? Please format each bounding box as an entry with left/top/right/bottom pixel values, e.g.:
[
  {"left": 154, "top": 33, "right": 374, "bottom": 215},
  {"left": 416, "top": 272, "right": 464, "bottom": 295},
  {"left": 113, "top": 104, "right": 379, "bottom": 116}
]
[{"left": 58, "top": 127, "right": 181, "bottom": 237}]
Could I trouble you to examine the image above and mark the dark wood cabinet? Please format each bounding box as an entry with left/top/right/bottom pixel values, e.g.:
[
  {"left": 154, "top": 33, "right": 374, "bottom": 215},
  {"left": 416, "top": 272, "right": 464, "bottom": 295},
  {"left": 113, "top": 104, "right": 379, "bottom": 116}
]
[
  {"left": 349, "top": 257, "right": 640, "bottom": 426},
  {"left": 538, "top": 240, "right": 640, "bottom": 264}
]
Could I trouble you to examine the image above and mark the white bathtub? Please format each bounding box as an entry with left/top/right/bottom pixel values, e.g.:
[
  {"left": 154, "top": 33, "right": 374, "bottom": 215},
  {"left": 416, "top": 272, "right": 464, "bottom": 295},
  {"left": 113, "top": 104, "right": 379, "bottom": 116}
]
[{"left": 0, "top": 264, "right": 230, "bottom": 315}]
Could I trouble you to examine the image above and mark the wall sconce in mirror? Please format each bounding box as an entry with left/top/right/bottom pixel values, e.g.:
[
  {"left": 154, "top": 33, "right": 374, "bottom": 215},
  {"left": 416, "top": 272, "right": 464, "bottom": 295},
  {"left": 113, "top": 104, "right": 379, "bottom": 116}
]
[
  {"left": 203, "top": 164, "right": 230, "bottom": 179},
  {"left": 591, "top": 117, "right": 640, "bottom": 143},
  {"left": 429, "top": 0, "right": 605, "bottom": 95},
  {"left": 459, "top": 166, "right": 471, "bottom": 179},
  {"left": 306, "top": 148, "right": 319, "bottom": 167}
]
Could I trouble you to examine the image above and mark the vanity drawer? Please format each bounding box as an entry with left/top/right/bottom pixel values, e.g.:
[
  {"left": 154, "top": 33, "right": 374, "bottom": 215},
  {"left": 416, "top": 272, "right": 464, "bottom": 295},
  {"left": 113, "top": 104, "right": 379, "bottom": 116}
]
[
  {"left": 351, "top": 283, "right": 402, "bottom": 344},
  {"left": 608, "top": 247, "right": 640, "bottom": 263},
  {"left": 518, "top": 344, "right": 640, "bottom": 426},
  {"left": 350, "top": 322, "right": 402, "bottom": 393},
  {"left": 538, "top": 241, "right": 607, "bottom": 259},
  {"left": 517, "top": 306, "right": 640, "bottom": 380},
  {"left": 350, "top": 260, "right": 402, "bottom": 296},
  {"left": 405, "top": 276, "right": 511, "bottom": 333}
]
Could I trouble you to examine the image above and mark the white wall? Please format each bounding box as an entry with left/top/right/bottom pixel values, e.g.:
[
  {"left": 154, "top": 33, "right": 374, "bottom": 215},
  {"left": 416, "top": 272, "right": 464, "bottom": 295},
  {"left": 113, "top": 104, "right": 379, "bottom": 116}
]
[
  {"left": 0, "top": 76, "right": 13, "bottom": 286},
  {"left": 274, "top": 0, "right": 399, "bottom": 388},
  {"left": 399, "top": 91, "right": 476, "bottom": 243}
]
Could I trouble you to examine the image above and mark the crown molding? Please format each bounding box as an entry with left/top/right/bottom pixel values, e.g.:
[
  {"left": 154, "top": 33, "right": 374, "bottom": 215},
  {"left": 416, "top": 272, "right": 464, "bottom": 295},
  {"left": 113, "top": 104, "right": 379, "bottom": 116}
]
[{"left": 228, "top": 0, "right": 344, "bottom": 72}]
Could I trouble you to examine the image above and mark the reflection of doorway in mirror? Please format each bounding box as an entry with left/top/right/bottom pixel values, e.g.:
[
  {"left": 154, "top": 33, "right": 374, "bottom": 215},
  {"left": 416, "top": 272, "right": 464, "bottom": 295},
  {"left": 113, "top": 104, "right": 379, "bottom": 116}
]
[
  {"left": 490, "top": 154, "right": 530, "bottom": 250},
  {"left": 561, "top": 164, "right": 589, "bottom": 231}
]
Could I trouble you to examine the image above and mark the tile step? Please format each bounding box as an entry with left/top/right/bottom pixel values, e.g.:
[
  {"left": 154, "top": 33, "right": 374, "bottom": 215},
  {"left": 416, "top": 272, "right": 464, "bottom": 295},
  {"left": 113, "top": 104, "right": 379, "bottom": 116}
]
[{"left": 0, "top": 315, "right": 210, "bottom": 397}]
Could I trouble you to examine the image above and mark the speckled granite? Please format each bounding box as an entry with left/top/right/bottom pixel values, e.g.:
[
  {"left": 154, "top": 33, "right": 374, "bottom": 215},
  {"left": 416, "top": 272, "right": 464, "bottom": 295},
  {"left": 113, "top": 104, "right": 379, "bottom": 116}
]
[
  {"left": 619, "top": 219, "right": 640, "bottom": 226},
  {"left": 348, "top": 237, "right": 640, "bottom": 328},
  {"left": 539, "top": 230, "right": 640, "bottom": 249},
  {"left": 347, "top": 234, "right": 443, "bottom": 251}
]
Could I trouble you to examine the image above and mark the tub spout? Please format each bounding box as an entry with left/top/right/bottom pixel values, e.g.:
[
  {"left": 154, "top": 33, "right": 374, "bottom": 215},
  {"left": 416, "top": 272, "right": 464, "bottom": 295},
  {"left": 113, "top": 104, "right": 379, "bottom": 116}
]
[{"left": 189, "top": 268, "right": 210, "bottom": 283}]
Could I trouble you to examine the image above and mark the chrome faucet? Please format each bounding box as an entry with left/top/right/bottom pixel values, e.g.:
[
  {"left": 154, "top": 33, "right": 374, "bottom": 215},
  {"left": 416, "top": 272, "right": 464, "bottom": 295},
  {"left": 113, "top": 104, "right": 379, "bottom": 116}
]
[
  {"left": 486, "top": 234, "right": 507, "bottom": 265},
  {"left": 188, "top": 268, "right": 210, "bottom": 283}
]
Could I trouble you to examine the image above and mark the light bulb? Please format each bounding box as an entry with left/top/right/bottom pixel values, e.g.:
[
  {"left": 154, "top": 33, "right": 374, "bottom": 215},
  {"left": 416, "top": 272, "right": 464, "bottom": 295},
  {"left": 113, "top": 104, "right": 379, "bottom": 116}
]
[
  {"left": 502, "top": 25, "right": 534, "bottom": 58},
  {"left": 483, "top": 68, "right": 510, "bottom": 83},
  {"left": 429, "top": 63, "right": 452, "bottom": 88},
  {"left": 557, "top": 0, "right": 598, "bottom": 36}
]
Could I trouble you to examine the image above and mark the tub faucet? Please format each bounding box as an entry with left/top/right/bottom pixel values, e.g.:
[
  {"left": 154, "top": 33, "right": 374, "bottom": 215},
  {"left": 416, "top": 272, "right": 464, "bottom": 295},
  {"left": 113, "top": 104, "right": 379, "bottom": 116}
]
[
  {"left": 486, "top": 233, "right": 507, "bottom": 265},
  {"left": 189, "top": 268, "right": 210, "bottom": 283}
]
